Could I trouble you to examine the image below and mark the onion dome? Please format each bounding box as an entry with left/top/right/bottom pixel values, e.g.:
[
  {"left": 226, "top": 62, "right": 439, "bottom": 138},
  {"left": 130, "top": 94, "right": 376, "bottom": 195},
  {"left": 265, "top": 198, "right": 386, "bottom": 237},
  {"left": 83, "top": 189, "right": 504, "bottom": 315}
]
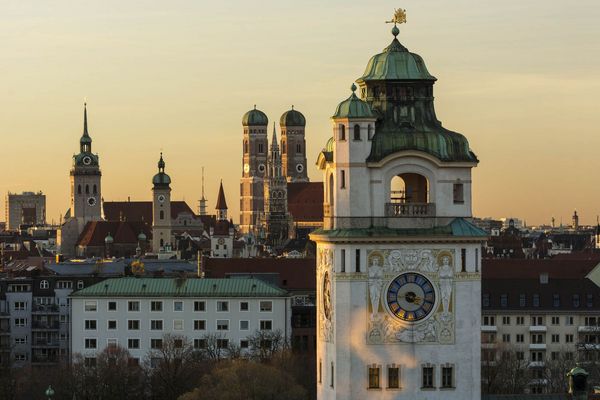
[
  {"left": 242, "top": 106, "right": 269, "bottom": 126},
  {"left": 137, "top": 232, "right": 147, "bottom": 242},
  {"left": 280, "top": 107, "right": 306, "bottom": 127},
  {"left": 104, "top": 233, "right": 114, "bottom": 244},
  {"left": 325, "top": 136, "right": 334, "bottom": 153},
  {"left": 152, "top": 153, "right": 171, "bottom": 187},
  {"left": 356, "top": 25, "right": 436, "bottom": 84},
  {"left": 332, "top": 84, "right": 375, "bottom": 119}
]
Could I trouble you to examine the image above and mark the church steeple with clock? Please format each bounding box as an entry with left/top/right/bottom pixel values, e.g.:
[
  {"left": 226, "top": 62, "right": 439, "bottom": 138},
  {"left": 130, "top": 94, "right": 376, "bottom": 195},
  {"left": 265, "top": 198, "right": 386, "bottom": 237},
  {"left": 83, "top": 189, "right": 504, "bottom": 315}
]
[
  {"left": 70, "top": 103, "right": 102, "bottom": 221},
  {"left": 311, "top": 10, "right": 487, "bottom": 400},
  {"left": 152, "top": 153, "right": 172, "bottom": 252}
]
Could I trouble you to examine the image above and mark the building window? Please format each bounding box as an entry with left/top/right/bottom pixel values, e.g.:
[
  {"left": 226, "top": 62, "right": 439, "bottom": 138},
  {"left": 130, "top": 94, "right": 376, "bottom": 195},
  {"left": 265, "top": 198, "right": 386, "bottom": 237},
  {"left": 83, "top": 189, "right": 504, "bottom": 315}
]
[
  {"left": 339, "top": 124, "right": 346, "bottom": 141},
  {"left": 331, "top": 362, "right": 334, "bottom": 388},
  {"left": 159, "top": 210, "right": 164, "bottom": 220},
  {"left": 566, "top": 316, "right": 574, "bottom": 325},
  {"left": 353, "top": 124, "right": 361, "bottom": 140},
  {"left": 128, "top": 301, "right": 140, "bottom": 312},
  {"left": 516, "top": 334, "right": 524, "bottom": 343},
  {"left": 217, "top": 301, "right": 229, "bottom": 312},
  {"left": 553, "top": 294, "right": 560, "bottom": 307},
  {"left": 319, "top": 360, "right": 322, "bottom": 384},
  {"left": 77, "top": 281, "right": 84, "bottom": 289},
  {"left": 84, "top": 301, "right": 97, "bottom": 312},
  {"left": 367, "top": 124, "right": 373, "bottom": 140},
  {"left": 107, "top": 320, "right": 117, "bottom": 330},
  {"left": 573, "top": 294, "right": 581, "bottom": 308},
  {"left": 483, "top": 316, "right": 495, "bottom": 326},
  {"left": 93, "top": 184, "right": 97, "bottom": 194},
  {"left": 216, "top": 320, "right": 229, "bottom": 330},
  {"left": 173, "top": 320, "right": 184, "bottom": 330},
  {"left": 482, "top": 294, "right": 490, "bottom": 307},
  {"left": 587, "top": 294, "right": 594, "bottom": 308},
  {"left": 128, "top": 320, "right": 140, "bottom": 330},
  {"left": 194, "top": 339, "right": 207, "bottom": 349},
  {"left": 40, "top": 280, "right": 49, "bottom": 289},
  {"left": 85, "top": 185, "right": 89, "bottom": 194},
  {"left": 453, "top": 183, "right": 464, "bottom": 204},
  {"left": 85, "top": 320, "right": 97, "bottom": 330},
  {"left": 216, "top": 339, "right": 229, "bottom": 349},
  {"left": 150, "top": 339, "right": 163, "bottom": 349},
  {"left": 194, "top": 320, "right": 206, "bottom": 330},
  {"left": 441, "top": 365, "right": 454, "bottom": 388},
  {"left": 150, "top": 301, "right": 163, "bottom": 312},
  {"left": 85, "top": 338, "right": 97, "bottom": 349},
  {"left": 388, "top": 366, "right": 400, "bottom": 389},
  {"left": 244, "top": 141, "right": 248, "bottom": 154},
  {"left": 341, "top": 249, "right": 346, "bottom": 273},
  {"left": 551, "top": 316, "right": 560, "bottom": 325},
  {"left": 502, "top": 316, "right": 511, "bottom": 325},
  {"left": 240, "top": 320, "right": 249, "bottom": 330},
  {"left": 422, "top": 366, "right": 434, "bottom": 389},
  {"left": 461, "top": 249, "right": 466, "bottom": 272},
  {"left": 296, "top": 143, "right": 302, "bottom": 154},
  {"left": 533, "top": 294, "right": 540, "bottom": 307},
  {"left": 78, "top": 185, "right": 82, "bottom": 195},
  {"left": 502, "top": 334, "right": 511, "bottom": 343},
  {"left": 240, "top": 340, "right": 249, "bottom": 349},
  {"left": 194, "top": 301, "right": 205, "bottom": 312},
  {"left": 368, "top": 365, "right": 380, "bottom": 389},
  {"left": 173, "top": 301, "right": 183, "bottom": 312},
  {"left": 150, "top": 320, "right": 163, "bottom": 331},
  {"left": 128, "top": 339, "right": 140, "bottom": 349},
  {"left": 500, "top": 294, "right": 508, "bottom": 308},
  {"left": 258, "top": 143, "right": 264, "bottom": 153},
  {"left": 260, "top": 301, "right": 272, "bottom": 312},
  {"left": 475, "top": 248, "right": 479, "bottom": 271},
  {"left": 551, "top": 334, "right": 560, "bottom": 343},
  {"left": 240, "top": 301, "right": 249, "bottom": 311},
  {"left": 340, "top": 170, "right": 346, "bottom": 189},
  {"left": 108, "top": 301, "right": 117, "bottom": 311},
  {"left": 566, "top": 334, "right": 574, "bottom": 343},
  {"left": 516, "top": 316, "right": 525, "bottom": 325},
  {"left": 13, "top": 302, "right": 26, "bottom": 311},
  {"left": 519, "top": 294, "right": 526, "bottom": 307},
  {"left": 260, "top": 320, "right": 272, "bottom": 331}
]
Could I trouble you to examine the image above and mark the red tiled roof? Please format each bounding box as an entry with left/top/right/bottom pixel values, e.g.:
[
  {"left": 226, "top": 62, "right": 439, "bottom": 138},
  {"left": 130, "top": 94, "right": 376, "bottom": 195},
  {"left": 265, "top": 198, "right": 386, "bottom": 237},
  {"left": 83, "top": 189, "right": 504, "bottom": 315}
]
[
  {"left": 203, "top": 257, "right": 315, "bottom": 291},
  {"left": 76, "top": 221, "right": 152, "bottom": 247},
  {"left": 287, "top": 182, "right": 323, "bottom": 223},
  {"left": 482, "top": 258, "right": 599, "bottom": 280},
  {"left": 103, "top": 201, "right": 195, "bottom": 224}
]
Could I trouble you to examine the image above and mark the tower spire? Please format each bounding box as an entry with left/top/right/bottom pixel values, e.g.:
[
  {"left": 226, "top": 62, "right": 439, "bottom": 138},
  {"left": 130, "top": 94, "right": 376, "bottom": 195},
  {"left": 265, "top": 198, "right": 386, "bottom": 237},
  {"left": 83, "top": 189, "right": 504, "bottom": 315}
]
[
  {"left": 80, "top": 102, "right": 93, "bottom": 153},
  {"left": 83, "top": 102, "right": 89, "bottom": 137},
  {"left": 198, "top": 166, "right": 207, "bottom": 216},
  {"left": 215, "top": 180, "right": 228, "bottom": 220}
]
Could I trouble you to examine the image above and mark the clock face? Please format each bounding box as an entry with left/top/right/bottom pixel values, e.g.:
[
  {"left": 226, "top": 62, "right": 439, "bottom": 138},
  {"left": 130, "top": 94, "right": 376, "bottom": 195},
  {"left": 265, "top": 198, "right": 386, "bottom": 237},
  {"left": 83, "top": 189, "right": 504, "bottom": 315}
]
[
  {"left": 322, "top": 271, "right": 332, "bottom": 320},
  {"left": 82, "top": 156, "right": 92, "bottom": 165},
  {"left": 258, "top": 164, "right": 266, "bottom": 173},
  {"left": 386, "top": 272, "right": 436, "bottom": 322},
  {"left": 243, "top": 163, "right": 250, "bottom": 173},
  {"left": 87, "top": 197, "right": 97, "bottom": 206},
  {"left": 218, "top": 238, "right": 225, "bottom": 245},
  {"left": 157, "top": 195, "right": 165, "bottom": 203},
  {"left": 296, "top": 163, "right": 304, "bottom": 173}
]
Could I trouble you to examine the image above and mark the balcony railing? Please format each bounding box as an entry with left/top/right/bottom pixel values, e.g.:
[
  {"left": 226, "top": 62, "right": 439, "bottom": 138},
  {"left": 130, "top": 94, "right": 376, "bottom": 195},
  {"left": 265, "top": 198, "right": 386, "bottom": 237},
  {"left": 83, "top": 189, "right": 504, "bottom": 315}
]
[
  {"left": 32, "top": 340, "right": 60, "bottom": 347},
  {"left": 32, "top": 321, "right": 60, "bottom": 330},
  {"left": 385, "top": 202, "right": 436, "bottom": 217},
  {"left": 32, "top": 304, "right": 59, "bottom": 314}
]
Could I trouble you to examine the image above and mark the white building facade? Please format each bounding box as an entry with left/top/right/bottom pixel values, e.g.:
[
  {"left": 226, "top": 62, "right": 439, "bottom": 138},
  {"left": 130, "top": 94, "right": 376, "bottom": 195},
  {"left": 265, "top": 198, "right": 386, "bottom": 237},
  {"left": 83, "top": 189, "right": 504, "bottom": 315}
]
[
  {"left": 70, "top": 277, "right": 291, "bottom": 363},
  {"left": 311, "top": 22, "right": 487, "bottom": 400}
]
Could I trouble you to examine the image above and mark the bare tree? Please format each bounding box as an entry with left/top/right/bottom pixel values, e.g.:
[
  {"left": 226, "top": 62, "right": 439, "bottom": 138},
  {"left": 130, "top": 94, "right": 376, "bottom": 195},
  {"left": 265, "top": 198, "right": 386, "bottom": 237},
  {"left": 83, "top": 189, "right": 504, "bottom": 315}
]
[
  {"left": 246, "top": 329, "right": 288, "bottom": 362},
  {"left": 481, "top": 344, "right": 530, "bottom": 394}
]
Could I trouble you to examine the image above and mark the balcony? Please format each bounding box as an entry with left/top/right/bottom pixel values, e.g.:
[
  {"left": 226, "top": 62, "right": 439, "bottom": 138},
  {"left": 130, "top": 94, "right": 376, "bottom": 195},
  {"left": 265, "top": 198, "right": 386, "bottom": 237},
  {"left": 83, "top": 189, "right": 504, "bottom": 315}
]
[
  {"left": 578, "top": 325, "right": 600, "bottom": 333},
  {"left": 528, "top": 361, "right": 545, "bottom": 368},
  {"left": 32, "top": 321, "right": 60, "bottom": 330},
  {"left": 32, "top": 304, "right": 59, "bottom": 314},
  {"left": 385, "top": 202, "right": 436, "bottom": 217},
  {"left": 482, "top": 343, "right": 497, "bottom": 349},
  {"left": 32, "top": 340, "right": 60, "bottom": 348},
  {"left": 31, "top": 355, "right": 59, "bottom": 365},
  {"left": 529, "top": 343, "right": 547, "bottom": 350},
  {"left": 529, "top": 325, "right": 547, "bottom": 332},
  {"left": 481, "top": 325, "right": 498, "bottom": 332}
]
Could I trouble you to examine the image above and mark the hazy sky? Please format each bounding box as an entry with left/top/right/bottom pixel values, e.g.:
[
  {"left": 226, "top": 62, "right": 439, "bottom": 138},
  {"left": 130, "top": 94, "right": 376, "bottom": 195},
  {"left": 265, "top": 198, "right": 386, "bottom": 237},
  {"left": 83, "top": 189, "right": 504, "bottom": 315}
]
[{"left": 2, "top": 0, "right": 600, "bottom": 226}]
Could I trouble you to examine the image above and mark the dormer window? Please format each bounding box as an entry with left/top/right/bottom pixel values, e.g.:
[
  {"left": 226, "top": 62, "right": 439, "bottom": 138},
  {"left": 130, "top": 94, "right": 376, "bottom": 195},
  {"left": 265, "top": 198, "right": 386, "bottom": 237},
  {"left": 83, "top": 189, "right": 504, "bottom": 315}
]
[{"left": 353, "top": 124, "right": 361, "bottom": 141}]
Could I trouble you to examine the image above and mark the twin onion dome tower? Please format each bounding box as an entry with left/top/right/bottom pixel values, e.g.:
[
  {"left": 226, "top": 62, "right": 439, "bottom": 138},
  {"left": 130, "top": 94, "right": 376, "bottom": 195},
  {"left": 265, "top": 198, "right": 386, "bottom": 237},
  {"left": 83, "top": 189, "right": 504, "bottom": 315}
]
[{"left": 310, "top": 10, "right": 485, "bottom": 400}]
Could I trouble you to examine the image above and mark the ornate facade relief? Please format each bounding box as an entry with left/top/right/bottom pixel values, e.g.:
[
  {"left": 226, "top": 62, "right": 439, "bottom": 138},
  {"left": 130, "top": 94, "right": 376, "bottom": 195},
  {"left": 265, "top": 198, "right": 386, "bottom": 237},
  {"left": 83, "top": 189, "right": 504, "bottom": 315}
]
[
  {"left": 318, "top": 248, "right": 334, "bottom": 343},
  {"left": 366, "top": 249, "right": 456, "bottom": 345}
]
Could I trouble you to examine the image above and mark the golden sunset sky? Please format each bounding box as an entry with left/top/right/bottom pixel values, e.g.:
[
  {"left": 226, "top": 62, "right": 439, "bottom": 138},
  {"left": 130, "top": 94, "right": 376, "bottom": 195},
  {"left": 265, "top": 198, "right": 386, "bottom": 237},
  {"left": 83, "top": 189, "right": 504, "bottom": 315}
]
[{"left": 2, "top": 0, "right": 600, "bottom": 226}]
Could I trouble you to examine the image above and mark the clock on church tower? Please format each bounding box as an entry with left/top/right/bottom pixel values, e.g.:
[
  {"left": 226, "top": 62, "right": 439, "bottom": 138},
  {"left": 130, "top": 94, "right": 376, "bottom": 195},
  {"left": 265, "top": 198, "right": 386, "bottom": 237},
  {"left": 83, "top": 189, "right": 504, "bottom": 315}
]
[{"left": 311, "top": 11, "right": 487, "bottom": 400}]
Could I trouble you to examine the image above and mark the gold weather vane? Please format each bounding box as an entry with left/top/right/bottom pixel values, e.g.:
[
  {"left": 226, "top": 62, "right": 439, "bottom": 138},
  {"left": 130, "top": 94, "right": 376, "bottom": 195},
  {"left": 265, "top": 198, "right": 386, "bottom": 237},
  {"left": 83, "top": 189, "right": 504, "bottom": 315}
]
[{"left": 386, "top": 8, "right": 407, "bottom": 25}]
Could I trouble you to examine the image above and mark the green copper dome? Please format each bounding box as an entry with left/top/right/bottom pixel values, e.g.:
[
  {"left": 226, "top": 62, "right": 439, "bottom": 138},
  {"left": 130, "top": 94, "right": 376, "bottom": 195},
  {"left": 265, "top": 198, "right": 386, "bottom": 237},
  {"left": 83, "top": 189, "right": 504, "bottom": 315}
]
[
  {"left": 325, "top": 137, "right": 334, "bottom": 152},
  {"left": 152, "top": 153, "right": 171, "bottom": 187},
  {"left": 242, "top": 107, "right": 268, "bottom": 126},
  {"left": 280, "top": 108, "right": 306, "bottom": 127},
  {"left": 357, "top": 34, "right": 436, "bottom": 83},
  {"left": 333, "top": 84, "right": 376, "bottom": 119}
]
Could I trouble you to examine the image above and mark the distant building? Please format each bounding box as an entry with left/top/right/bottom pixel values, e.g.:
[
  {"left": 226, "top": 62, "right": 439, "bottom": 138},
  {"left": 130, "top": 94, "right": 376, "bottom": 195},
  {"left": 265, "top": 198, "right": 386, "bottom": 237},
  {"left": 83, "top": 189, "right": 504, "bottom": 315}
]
[
  {"left": 70, "top": 277, "right": 291, "bottom": 364},
  {"left": 5, "top": 191, "right": 46, "bottom": 230}
]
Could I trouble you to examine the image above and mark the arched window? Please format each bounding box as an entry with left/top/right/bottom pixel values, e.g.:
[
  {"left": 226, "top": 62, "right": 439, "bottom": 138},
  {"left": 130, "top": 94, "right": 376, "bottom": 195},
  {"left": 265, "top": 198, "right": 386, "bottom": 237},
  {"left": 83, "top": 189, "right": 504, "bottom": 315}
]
[
  {"left": 367, "top": 125, "right": 373, "bottom": 140},
  {"left": 328, "top": 174, "right": 334, "bottom": 205},
  {"left": 93, "top": 184, "right": 97, "bottom": 194},
  {"left": 296, "top": 143, "right": 302, "bottom": 154},
  {"left": 40, "top": 280, "right": 49, "bottom": 289},
  {"left": 339, "top": 125, "right": 346, "bottom": 141},
  {"left": 160, "top": 210, "right": 164, "bottom": 220},
  {"left": 78, "top": 185, "right": 82, "bottom": 194},
  {"left": 244, "top": 141, "right": 248, "bottom": 154},
  {"left": 353, "top": 124, "right": 361, "bottom": 140},
  {"left": 390, "top": 173, "right": 429, "bottom": 204},
  {"left": 340, "top": 170, "right": 346, "bottom": 189},
  {"left": 160, "top": 239, "right": 164, "bottom": 247},
  {"left": 85, "top": 185, "right": 89, "bottom": 194}
]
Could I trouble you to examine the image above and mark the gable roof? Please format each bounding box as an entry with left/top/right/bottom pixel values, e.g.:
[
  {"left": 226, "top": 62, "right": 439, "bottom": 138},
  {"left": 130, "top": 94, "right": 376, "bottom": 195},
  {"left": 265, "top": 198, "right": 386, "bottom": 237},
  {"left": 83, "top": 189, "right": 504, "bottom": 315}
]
[
  {"left": 70, "top": 277, "right": 288, "bottom": 298},
  {"left": 76, "top": 221, "right": 151, "bottom": 247},
  {"left": 103, "top": 201, "right": 195, "bottom": 225}
]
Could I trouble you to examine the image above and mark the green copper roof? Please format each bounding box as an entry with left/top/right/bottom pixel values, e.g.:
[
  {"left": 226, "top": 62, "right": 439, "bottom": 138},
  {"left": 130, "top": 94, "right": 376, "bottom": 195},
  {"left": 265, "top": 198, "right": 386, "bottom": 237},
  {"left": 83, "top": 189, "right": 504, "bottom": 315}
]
[
  {"left": 332, "top": 84, "right": 376, "bottom": 119},
  {"left": 71, "top": 277, "right": 289, "bottom": 298},
  {"left": 325, "top": 137, "right": 334, "bottom": 153},
  {"left": 242, "top": 107, "right": 268, "bottom": 127},
  {"left": 311, "top": 218, "right": 488, "bottom": 239},
  {"left": 280, "top": 108, "right": 306, "bottom": 127},
  {"left": 153, "top": 153, "right": 171, "bottom": 187},
  {"left": 357, "top": 34, "right": 436, "bottom": 83}
]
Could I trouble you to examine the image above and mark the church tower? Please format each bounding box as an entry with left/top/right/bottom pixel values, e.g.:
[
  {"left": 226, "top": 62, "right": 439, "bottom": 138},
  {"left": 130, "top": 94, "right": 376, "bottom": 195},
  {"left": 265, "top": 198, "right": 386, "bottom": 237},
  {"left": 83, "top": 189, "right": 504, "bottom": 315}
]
[
  {"left": 263, "top": 124, "right": 290, "bottom": 247},
  {"left": 280, "top": 107, "right": 308, "bottom": 182},
  {"left": 311, "top": 15, "right": 486, "bottom": 400},
  {"left": 70, "top": 103, "right": 102, "bottom": 221},
  {"left": 152, "top": 153, "right": 172, "bottom": 252},
  {"left": 240, "top": 107, "right": 269, "bottom": 234}
]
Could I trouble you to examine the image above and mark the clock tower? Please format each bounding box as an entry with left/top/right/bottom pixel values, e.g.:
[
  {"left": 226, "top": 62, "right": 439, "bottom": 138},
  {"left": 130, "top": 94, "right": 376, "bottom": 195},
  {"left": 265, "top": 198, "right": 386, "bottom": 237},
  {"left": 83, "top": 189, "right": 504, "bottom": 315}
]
[
  {"left": 240, "top": 106, "right": 269, "bottom": 234},
  {"left": 280, "top": 107, "right": 308, "bottom": 182},
  {"left": 152, "top": 153, "right": 172, "bottom": 252},
  {"left": 311, "top": 16, "right": 487, "bottom": 400}
]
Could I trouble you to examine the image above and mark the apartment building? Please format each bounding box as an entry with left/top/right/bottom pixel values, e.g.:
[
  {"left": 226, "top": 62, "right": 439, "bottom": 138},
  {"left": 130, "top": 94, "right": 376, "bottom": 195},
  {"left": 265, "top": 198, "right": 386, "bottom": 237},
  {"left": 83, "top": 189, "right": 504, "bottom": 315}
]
[
  {"left": 482, "top": 258, "right": 600, "bottom": 393},
  {"left": 70, "top": 277, "right": 291, "bottom": 364}
]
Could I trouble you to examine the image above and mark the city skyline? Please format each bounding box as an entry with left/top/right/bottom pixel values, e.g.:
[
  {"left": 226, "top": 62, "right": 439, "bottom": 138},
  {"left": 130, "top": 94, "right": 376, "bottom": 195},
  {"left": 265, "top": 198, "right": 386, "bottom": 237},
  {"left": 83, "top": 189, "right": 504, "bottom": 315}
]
[{"left": 3, "top": 0, "right": 600, "bottom": 225}]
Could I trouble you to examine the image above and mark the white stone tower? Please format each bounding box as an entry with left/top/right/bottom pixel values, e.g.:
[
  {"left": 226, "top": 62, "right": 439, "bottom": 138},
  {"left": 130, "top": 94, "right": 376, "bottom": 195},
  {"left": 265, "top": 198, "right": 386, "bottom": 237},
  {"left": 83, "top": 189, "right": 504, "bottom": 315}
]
[
  {"left": 152, "top": 153, "right": 172, "bottom": 252},
  {"left": 311, "top": 18, "right": 487, "bottom": 400},
  {"left": 280, "top": 107, "right": 309, "bottom": 182},
  {"left": 240, "top": 106, "right": 269, "bottom": 234}
]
